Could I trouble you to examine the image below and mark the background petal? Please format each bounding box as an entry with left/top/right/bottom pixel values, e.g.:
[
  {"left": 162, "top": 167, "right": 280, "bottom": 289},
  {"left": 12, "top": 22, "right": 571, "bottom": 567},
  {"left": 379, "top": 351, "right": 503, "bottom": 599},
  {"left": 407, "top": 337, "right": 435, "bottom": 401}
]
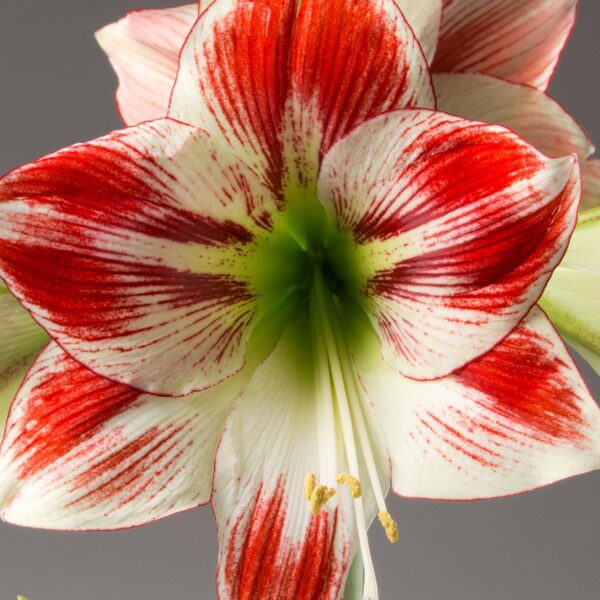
[
  {"left": 96, "top": 5, "right": 197, "bottom": 126},
  {"left": 432, "top": 0, "right": 577, "bottom": 90}
]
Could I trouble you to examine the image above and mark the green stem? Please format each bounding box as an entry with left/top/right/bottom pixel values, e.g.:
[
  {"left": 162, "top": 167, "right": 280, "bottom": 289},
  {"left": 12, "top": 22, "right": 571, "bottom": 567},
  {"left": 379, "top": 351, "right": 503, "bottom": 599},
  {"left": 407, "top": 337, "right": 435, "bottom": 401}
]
[{"left": 344, "top": 550, "right": 364, "bottom": 599}]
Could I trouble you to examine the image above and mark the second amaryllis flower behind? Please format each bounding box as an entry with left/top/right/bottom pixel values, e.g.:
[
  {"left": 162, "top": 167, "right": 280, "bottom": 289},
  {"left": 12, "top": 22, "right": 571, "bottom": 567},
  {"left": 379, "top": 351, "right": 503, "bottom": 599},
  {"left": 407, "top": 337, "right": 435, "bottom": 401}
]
[{"left": 0, "top": 1, "right": 598, "bottom": 599}]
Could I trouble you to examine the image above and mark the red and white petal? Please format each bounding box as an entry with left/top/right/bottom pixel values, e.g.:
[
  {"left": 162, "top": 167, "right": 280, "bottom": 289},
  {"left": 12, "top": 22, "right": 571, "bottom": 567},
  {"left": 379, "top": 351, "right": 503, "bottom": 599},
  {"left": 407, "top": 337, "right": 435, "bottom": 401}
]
[
  {"left": 0, "top": 343, "right": 235, "bottom": 529},
  {"left": 212, "top": 330, "right": 360, "bottom": 600},
  {"left": 96, "top": 5, "right": 197, "bottom": 126},
  {"left": 0, "top": 282, "right": 49, "bottom": 432},
  {"left": 581, "top": 159, "right": 600, "bottom": 210},
  {"left": 362, "top": 308, "right": 600, "bottom": 500},
  {"left": 395, "top": 0, "right": 443, "bottom": 62},
  {"left": 0, "top": 119, "right": 277, "bottom": 396},
  {"left": 319, "top": 110, "right": 579, "bottom": 379},
  {"left": 169, "top": 0, "right": 434, "bottom": 194},
  {"left": 434, "top": 73, "right": 594, "bottom": 161},
  {"left": 432, "top": 0, "right": 577, "bottom": 90}
]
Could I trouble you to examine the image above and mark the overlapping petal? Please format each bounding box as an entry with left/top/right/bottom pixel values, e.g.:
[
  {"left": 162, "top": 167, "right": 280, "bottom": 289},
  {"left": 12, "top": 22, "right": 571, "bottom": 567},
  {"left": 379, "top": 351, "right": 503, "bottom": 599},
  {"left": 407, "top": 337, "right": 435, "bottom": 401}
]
[
  {"left": 212, "top": 328, "right": 368, "bottom": 600},
  {"left": 319, "top": 109, "right": 579, "bottom": 379},
  {"left": 169, "top": 0, "right": 435, "bottom": 194},
  {"left": 435, "top": 72, "right": 599, "bottom": 212},
  {"left": 394, "top": 0, "right": 443, "bottom": 63},
  {"left": 0, "top": 342, "right": 237, "bottom": 530},
  {"left": 540, "top": 208, "right": 600, "bottom": 374},
  {"left": 0, "top": 282, "right": 48, "bottom": 434},
  {"left": 0, "top": 118, "right": 278, "bottom": 396},
  {"left": 432, "top": 0, "right": 577, "bottom": 90},
  {"left": 362, "top": 308, "right": 600, "bottom": 500},
  {"left": 96, "top": 5, "right": 198, "bottom": 126}
]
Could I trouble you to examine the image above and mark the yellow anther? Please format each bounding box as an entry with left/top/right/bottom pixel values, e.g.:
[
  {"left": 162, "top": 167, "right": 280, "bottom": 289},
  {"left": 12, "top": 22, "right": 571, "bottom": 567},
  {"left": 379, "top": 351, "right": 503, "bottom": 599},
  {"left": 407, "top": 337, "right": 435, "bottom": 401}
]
[
  {"left": 309, "top": 485, "right": 336, "bottom": 515},
  {"left": 336, "top": 473, "right": 362, "bottom": 498},
  {"left": 305, "top": 473, "right": 317, "bottom": 501},
  {"left": 378, "top": 511, "right": 399, "bottom": 543}
]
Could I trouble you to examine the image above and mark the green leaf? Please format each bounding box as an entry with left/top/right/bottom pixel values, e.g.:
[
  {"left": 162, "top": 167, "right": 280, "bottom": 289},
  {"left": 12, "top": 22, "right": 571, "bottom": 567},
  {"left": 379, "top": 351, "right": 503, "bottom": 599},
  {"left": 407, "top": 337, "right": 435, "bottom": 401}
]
[{"left": 540, "top": 207, "right": 600, "bottom": 374}]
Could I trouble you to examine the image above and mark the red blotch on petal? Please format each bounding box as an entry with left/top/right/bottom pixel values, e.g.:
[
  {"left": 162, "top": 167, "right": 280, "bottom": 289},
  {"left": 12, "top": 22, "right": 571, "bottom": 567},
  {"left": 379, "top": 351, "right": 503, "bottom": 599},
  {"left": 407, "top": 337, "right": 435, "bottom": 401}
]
[{"left": 223, "top": 477, "right": 348, "bottom": 600}]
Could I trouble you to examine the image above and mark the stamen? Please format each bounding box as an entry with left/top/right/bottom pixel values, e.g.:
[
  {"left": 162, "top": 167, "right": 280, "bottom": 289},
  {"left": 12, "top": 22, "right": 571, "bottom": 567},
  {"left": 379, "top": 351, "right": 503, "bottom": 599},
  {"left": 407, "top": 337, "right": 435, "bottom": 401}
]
[
  {"left": 378, "top": 511, "right": 399, "bottom": 543},
  {"left": 309, "top": 485, "right": 336, "bottom": 515},
  {"left": 336, "top": 473, "right": 362, "bottom": 498},
  {"left": 305, "top": 473, "right": 317, "bottom": 501},
  {"left": 311, "top": 269, "right": 379, "bottom": 599}
]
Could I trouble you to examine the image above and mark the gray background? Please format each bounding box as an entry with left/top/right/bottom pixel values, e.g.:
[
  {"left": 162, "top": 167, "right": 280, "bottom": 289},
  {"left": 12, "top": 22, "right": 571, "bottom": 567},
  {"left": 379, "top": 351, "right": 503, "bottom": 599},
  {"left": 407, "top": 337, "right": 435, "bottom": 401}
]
[{"left": 0, "top": 1, "right": 598, "bottom": 599}]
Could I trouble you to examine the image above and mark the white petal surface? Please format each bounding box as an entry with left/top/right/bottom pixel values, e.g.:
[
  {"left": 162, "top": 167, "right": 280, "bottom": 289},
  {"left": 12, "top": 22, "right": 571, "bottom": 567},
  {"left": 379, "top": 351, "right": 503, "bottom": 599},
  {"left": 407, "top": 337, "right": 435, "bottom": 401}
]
[
  {"left": 395, "top": 0, "right": 443, "bottom": 62},
  {"left": 0, "top": 343, "right": 235, "bottom": 530},
  {"left": 362, "top": 308, "right": 600, "bottom": 500},
  {"left": 96, "top": 5, "right": 197, "bottom": 125}
]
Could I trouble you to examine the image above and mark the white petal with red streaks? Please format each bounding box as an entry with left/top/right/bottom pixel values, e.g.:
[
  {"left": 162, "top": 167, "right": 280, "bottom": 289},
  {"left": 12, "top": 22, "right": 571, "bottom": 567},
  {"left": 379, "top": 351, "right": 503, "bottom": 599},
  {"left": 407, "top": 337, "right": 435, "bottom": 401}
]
[
  {"left": 96, "top": 5, "right": 197, "bottom": 126},
  {"left": 395, "top": 0, "right": 443, "bottom": 62},
  {"left": 432, "top": 0, "right": 576, "bottom": 90},
  {"left": 0, "top": 282, "right": 48, "bottom": 434},
  {"left": 319, "top": 109, "right": 580, "bottom": 379},
  {"left": 0, "top": 343, "right": 236, "bottom": 529},
  {"left": 213, "top": 328, "right": 365, "bottom": 600},
  {"left": 0, "top": 119, "right": 278, "bottom": 396},
  {"left": 169, "top": 0, "right": 434, "bottom": 195},
  {"left": 361, "top": 308, "right": 600, "bottom": 500}
]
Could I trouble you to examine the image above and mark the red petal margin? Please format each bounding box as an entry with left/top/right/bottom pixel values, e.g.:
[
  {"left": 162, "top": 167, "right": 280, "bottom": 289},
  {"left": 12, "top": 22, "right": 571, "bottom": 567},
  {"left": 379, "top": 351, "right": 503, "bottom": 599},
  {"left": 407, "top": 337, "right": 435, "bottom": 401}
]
[
  {"left": 0, "top": 343, "right": 231, "bottom": 529},
  {"left": 363, "top": 308, "right": 600, "bottom": 500},
  {"left": 432, "top": 0, "right": 577, "bottom": 91},
  {"left": 0, "top": 119, "right": 277, "bottom": 396},
  {"left": 319, "top": 109, "right": 580, "bottom": 380},
  {"left": 169, "top": 0, "right": 434, "bottom": 195}
]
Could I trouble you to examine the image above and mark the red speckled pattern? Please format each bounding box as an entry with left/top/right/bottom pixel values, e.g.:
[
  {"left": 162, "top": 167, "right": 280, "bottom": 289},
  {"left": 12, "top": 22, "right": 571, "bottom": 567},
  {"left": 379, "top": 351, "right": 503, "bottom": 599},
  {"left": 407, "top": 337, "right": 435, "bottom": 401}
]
[
  {"left": 0, "top": 343, "right": 230, "bottom": 530},
  {"left": 319, "top": 110, "right": 580, "bottom": 380},
  {"left": 0, "top": 119, "right": 274, "bottom": 396},
  {"left": 222, "top": 478, "right": 346, "bottom": 600},
  {"left": 432, "top": 0, "right": 576, "bottom": 91},
  {"left": 169, "top": 0, "right": 434, "bottom": 194},
  {"left": 363, "top": 308, "right": 600, "bottom": 500}
]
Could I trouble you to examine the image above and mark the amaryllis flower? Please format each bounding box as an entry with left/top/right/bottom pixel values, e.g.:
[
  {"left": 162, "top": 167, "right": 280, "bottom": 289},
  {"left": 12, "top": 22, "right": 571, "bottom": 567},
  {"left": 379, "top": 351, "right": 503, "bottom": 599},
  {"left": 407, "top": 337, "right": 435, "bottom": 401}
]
[
  {"left": 1, "top": 1, "right": 599, "bottom": 600},
  {"left": 94, "top": 0, "right": 600, "bottom": 380}
]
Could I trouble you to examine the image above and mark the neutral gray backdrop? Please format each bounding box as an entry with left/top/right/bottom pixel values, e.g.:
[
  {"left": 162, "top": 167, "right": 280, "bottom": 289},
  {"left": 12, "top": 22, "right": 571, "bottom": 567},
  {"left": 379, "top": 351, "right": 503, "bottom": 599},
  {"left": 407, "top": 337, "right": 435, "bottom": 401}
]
[{"left": 0, "top": 2, "right": 598, "bottom": 599}]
